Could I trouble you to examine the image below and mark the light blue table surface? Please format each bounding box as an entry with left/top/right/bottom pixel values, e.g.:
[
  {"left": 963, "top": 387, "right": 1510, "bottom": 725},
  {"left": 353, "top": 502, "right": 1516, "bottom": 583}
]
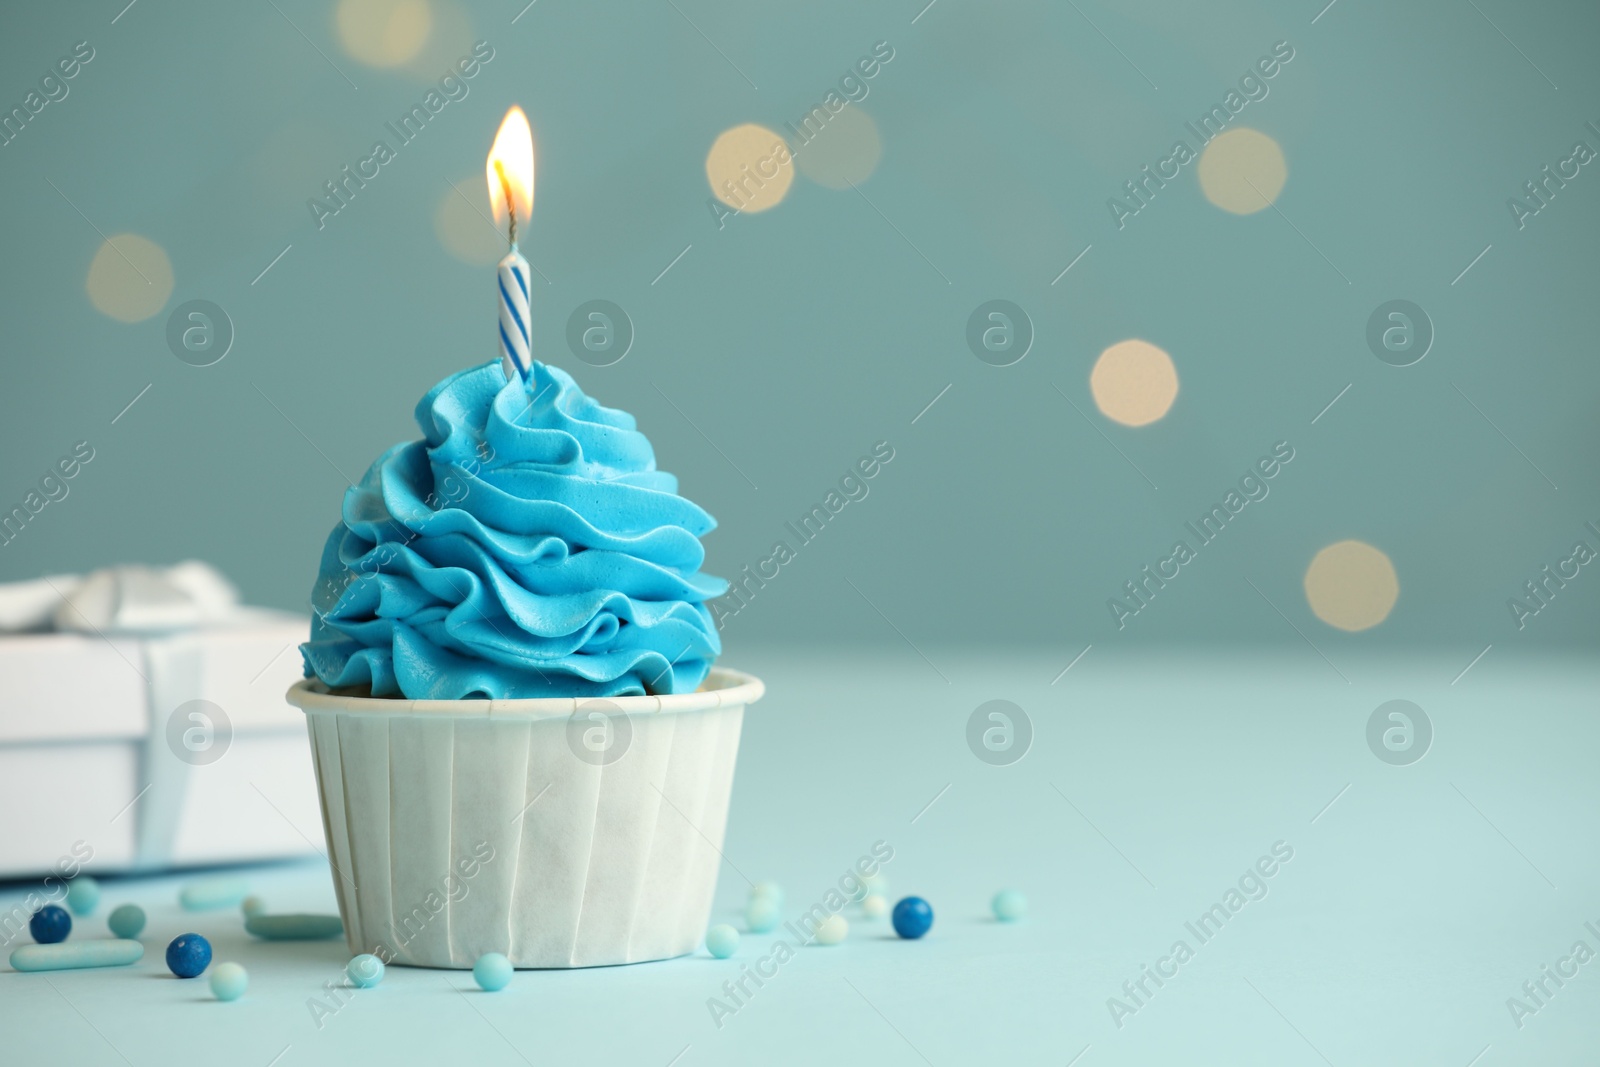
[{"left": 3, "top": 646, "right": 1597, "bottom": 1066}]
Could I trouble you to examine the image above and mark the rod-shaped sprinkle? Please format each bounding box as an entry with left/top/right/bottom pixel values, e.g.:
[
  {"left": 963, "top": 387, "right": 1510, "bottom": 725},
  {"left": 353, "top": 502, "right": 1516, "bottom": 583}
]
[
  {"left": 11, "top": 939, "right": 144, "bottom": 972},
  {"left": 245, "top": 913, "right": 344, "bottom": 941},
  {"left": 179, "top": 878, "right": 250, "bottom": 911}
]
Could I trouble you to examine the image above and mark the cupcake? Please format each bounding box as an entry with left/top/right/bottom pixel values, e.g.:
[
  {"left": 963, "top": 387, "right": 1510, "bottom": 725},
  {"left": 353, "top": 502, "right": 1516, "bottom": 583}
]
[{"left": 287, "top": 360, "right": 762, "bottom": 968}]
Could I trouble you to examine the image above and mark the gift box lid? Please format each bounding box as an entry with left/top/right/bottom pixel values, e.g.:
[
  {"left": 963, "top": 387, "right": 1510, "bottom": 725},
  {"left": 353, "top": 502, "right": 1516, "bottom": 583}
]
[{"left": 0, "top": 609, "right": 310, "bottom": 744}]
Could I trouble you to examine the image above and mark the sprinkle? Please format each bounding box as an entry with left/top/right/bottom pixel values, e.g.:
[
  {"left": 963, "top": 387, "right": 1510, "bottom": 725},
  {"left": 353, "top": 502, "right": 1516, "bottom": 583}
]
[
  {"left": 705, "top": 924, "right": 740, "bottom": 958},
  {"left": 166, "top": 933, "right": 212, "bottom": 978},
  {"left": 65, "top": 877, "right": 101, "bottom": 916},
  {"left": 891, "top": 897, "right": 934, "bottom": 940},
  {"left": 29, "top": 905, "right": 70, "bottom": 944},
  {"left": 107, "top": 904, "right": 146, "bottom": 939},
  {"left": 210, "top": 962, "right": 249, "bottom": 1001},
  {"left": 746, "top": 898, "right": 780, "bottom": 933},
  {"left": 347, "top": 954, "right": 385, "bottom": 988},
  {"left": 992, "top": 889, "right": 1027, "bottom": 922},
  {"left": 474, "top": 952, "right": 513, "bottom": 992},
  {"left": 245, "top": 914, "right": 344, "bottom": 941},
  {"left": 180, "top": 878, "right": 249, "bottom": 912},
  {"left": 10, "top": 939, "right": 143, "bottom": 972}
]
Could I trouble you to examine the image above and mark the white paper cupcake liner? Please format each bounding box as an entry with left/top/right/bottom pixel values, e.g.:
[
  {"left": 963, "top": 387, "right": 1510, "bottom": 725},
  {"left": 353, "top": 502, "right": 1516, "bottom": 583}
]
[{"left": 285, "top": 667, "right": 762, "bottom": 968}]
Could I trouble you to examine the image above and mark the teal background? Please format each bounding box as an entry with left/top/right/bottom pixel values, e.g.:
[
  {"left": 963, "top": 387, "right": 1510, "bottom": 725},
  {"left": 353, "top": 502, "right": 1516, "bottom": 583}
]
[{"left": 1, "top": 0, "right": 1597, "bottom": 659}]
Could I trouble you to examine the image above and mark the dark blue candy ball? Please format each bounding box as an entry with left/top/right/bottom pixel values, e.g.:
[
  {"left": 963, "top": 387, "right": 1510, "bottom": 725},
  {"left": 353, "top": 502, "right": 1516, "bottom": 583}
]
[
  {"left": 891, "top": 896, "right": 934, "bottom": 939},
  {"left": 166, "top": 933, "right": 212, "bottom": 978},
  {"left": 30, "top": 904, "right": 71, "bottom": 944}
]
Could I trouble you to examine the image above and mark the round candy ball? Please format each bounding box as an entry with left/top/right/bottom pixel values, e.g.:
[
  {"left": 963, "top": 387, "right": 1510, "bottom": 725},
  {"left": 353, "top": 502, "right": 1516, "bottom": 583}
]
[
  {"left": 751, "top": 881, "right": 782, "bottom": 907},
  {"left": 240, "top": 895, "right": 267, "bottom": 918},
  {"left": 347, "top": 953, "right": 385, "bottom": 988},
  {"left": 30, "top": 905, "right": 71, "bottom": 944},
  {"left": 746, "top": 898, "right": 780, "bottom": 934},
  {"left": 992, "top": 889, "right": 1027, "bottom": 922},
  {"left": 65, "top": 877, "right": 100, "bottom": 916},
  {"left": 705, "top": 923, "right": 740, "bottom": 959},
  {"left": 861, "top": 894, "right": 888, "bottom": 920},
  {"left": 209, "top": 962, "right": 248, "bottom": 1001},
  {"left": 816, "top": 914, "right": 847, "bottom": 945},
  {"left": 891, "top": 897, "right": 934, "bottom": 940},
  {"left": 473, "top": 952, "right": 512, "bottom": 992},
  {"left": 107, "top": 903, "right": 146, "bottom": 940},
  {"left": 166, "top": 933, "right": 212, "bottom": 978}
]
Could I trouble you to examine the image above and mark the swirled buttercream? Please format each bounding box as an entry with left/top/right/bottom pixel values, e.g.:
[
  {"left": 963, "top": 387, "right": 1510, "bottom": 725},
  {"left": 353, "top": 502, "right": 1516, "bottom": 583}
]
[{"left": 300, "top": 361, "right": 726, "bottom": 699}]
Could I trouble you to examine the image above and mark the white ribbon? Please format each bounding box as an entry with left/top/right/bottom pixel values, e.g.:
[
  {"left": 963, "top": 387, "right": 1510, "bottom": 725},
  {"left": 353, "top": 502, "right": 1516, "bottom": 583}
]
[{"left": 0, "top": 560, "right": 239, "bottom": 635}]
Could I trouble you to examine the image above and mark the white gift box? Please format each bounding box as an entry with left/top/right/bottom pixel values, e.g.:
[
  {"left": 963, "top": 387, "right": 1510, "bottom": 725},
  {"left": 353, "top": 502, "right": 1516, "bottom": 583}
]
[{"left": 0, "top": 566, "right": 321, "bottom": 878}]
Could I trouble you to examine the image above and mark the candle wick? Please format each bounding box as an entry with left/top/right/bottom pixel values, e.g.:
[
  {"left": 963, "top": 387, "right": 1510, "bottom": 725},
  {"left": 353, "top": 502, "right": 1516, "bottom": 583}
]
[{"left": 495, "top": 161, "right": 517, "bottom": 249}]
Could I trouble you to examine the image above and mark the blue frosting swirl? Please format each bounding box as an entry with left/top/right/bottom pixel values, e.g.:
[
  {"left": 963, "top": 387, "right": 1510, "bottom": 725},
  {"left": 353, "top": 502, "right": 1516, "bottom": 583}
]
[{"left": 300, "top": 360, "right": 726, "bottom": 699}]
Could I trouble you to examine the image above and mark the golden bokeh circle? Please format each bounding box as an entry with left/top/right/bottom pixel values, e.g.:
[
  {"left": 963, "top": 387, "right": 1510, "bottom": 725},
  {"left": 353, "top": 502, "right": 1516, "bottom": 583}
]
[
  {"left": 335, "top": 0, "right": 432, "bottom": 68},
  {"left": 86, "top": 234, "right": 174, "bottom": 324},
  {"left": 795, "top": 104, "right": 882, "bottom": 190},
  {"left": 1304, "top": 540, "right": 1399, "bottom": 631},
  {"left": 1197, "top": 128, "right": 1286, "bottom": 215},
  {"left": 1090, "top": 340, "right": 1179, "bottom": 426},
  {"left": 434, "top": 179, "right": 503, "bottom": 266},
  {"left": 401, "top": 0, "right": 470, "bottom": 81},
  {"left": 706, "top": 124, "right": 794, "bottom": 213}
]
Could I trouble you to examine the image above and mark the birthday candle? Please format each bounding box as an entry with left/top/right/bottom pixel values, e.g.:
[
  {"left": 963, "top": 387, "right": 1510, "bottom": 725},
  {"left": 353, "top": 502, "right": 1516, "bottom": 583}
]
[
  {"left": 498, "top": 246, "right": 531, "bottom": 382},
  {"left": 487, "top": 107, "right": 535, "bottom": 383}
]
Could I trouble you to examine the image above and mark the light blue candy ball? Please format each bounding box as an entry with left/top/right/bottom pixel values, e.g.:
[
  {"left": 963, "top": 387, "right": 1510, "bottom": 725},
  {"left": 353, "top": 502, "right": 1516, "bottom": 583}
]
[
  {"left": 705, "top": 923, "right": 740, "bottom": 959},
  {"left": 746, "top": 898, "right": 780, "bottom": 933},
  {"left": 473, "top": 952, "right": 513, "bottom": 992},
  {"left": 65, "top": 877, "right": 100, "bottom": 916},
  {"left": 209, "top": 961, "right": 249, "bottom": 1001},
  {"left": 992, "top": 889, "right": 1027, "bottom": 922},
  {"left": 107, "top": 903, "right": 146, "bottom": 940},
  {"left": 347, "top": 953, "right": 385, "bottom": 988},
  {"left": 751, "top": 881, "right": 782, "bottom": 907}
]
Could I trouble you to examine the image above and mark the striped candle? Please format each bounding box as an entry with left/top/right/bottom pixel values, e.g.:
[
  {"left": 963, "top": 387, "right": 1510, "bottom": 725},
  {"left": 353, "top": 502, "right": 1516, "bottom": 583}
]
[
  {"left": 499, "top": 246, "right": 531, "bottom": 382},
  {"left": 487, "top": 106, "right": 535, "bottom": 385}
]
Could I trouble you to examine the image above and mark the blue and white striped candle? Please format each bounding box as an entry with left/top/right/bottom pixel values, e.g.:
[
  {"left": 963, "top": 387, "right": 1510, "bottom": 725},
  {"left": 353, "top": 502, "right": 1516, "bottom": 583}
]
[
  {"left": 498, "top": 246, "right": 531, "bottom": 382},
  {"left": 487, "top": 107, "right": 535, "bottom": 383}
]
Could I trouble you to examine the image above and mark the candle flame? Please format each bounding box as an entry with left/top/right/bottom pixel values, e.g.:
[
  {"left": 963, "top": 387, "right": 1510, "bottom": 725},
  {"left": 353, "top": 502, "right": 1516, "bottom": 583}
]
[{"left": 487, "top": 106, "right": 534, "bottom": 237}]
